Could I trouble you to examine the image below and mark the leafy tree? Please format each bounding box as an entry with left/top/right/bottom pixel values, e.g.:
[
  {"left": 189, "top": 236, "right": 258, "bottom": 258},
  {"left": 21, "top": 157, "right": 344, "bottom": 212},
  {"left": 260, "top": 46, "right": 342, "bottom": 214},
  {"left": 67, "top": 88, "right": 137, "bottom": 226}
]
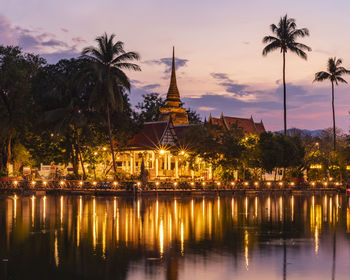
[
  {"left": 136, "top": 93, "right": 165, "bottom": 122},
  {"left": 262, "top": 15, "right": 311, "bottom": 135},
  {"left": 314, "top": 57, "right": 350, "bottom": 151},
  {"left": 0, "top": 46, "right": 45, "bottom": 173},
  {"left": 82, "top": 33, "right": 141, "bottom": 177}
]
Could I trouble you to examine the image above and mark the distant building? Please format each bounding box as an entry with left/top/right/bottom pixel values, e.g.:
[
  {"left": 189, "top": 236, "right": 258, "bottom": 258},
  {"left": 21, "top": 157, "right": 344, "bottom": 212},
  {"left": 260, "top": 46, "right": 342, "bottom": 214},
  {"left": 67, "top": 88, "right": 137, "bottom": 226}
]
[{"left": 208, "top": 114, "right": 265, "bottom": 135}]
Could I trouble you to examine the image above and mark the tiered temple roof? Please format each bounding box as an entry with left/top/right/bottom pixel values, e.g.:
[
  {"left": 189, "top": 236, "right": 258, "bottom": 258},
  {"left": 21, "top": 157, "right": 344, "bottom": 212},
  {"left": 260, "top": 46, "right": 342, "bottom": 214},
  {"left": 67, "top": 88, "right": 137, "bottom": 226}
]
[{"left": 208, "top": 114, "right": 265, "bottom": 135}]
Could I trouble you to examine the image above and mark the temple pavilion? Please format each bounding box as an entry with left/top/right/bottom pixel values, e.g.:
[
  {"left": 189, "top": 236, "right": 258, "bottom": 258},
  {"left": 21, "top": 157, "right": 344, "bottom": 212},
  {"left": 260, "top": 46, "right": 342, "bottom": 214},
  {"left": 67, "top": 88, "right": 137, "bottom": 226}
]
[{"left": 114, "top": 48, "right": 265, "bottom": 181}]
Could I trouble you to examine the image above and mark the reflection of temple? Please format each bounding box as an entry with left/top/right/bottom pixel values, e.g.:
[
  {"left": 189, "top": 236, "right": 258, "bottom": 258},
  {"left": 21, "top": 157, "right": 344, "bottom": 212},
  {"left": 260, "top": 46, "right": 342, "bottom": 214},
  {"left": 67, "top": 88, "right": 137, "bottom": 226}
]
[{"left": 116, "top": 48, "right": 265, "bottom": 181}]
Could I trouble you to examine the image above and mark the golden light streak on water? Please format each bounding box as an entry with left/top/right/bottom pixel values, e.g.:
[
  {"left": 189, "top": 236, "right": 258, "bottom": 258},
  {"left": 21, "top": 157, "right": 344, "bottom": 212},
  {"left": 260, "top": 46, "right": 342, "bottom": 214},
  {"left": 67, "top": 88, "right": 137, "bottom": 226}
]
[
  {"left": 217, "top": 196, "right": 220, "bottom": 218},
  {"left": 54, "top": 230, "right": 59, "bottom": 267},
  {"left": 336, "top": 195, "right": 339, "bottom": 223},
  {"left": 137, "top": 199, "right": 140, "bottom": 219},
  {"left": 181, "top": 220, "right": 184, "bottom": 255},
  {"left": 13, "top": 195, "right": 17, "bottom": 221},
  {"left": 31, "top": 195, "right": 35, "bottom": 227},
  {"left": 291, "top": 196, "right": 294, "bottom": 222},
  {"left": 93, "top": 198, "right": 96, "bottom": 250},
  {"left": 202, "top": 197, "right": 205, "bottom": 217},
  {"left": 102, "top": 212, "right": 106, "bottom": 259},
  {"left": 329, "top": 197, "right": 333, "bottom": 224},
  {"left": 43, "top": 196, "right": 46, "bottom": 222},
  {"left": 77, "top": 210, "right": 80, "bottom": 247},
  {"left": 279, "top": 196, "right": 283, "bottom": 222},
  {"left": 113, "top": 197, "right": 116, "bottom": 220},
  {"left": 244, "top": 230, "right": 249, "bottom": 270},
  {"left": 255, "top": 197, "right": 258, "bottom": 218},
  {"left": 231, "top": 198, "right": 234, "bottom": 219},
  {"left": 159, "top": 219, "right": 164, "bottom": 257},
  {"left": 79, "top": 196, "right": 82, "bottom": 221},
  {"left": 267, "top": 196, "right": 271, "bottom": 220},
  {"left": 191, "top": 199, "right": 194, "bottom": 219},
  {"left": 245, "top": 197, "right": 248, "bottom": 219},
  {"left": 174, "top": 199, "right": 177, "bottom": 217},
  {"left": 324, "top": 195, "right": 328, "bottom": 222},
  {"left": 60, "top": 196, "right": 63, "bottom": 225}
]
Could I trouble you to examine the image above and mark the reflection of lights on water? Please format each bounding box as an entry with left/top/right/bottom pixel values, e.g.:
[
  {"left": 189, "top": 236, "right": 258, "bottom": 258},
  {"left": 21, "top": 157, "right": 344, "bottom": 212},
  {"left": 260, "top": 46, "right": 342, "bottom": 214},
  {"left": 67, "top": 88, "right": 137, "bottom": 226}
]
[
  {"left": 174, "top": 199, "right": 177, "bottom": 216},
  {"left": 255, "top": 197, "right": 258, "bottom": 218},
  {"left": 113, "top": 197, "right": 117, "bottom": 220},
  {"left": 245, "top": 197, "right": 248, "bottom": 219},
  {"left": 202, "top": 197, "right": 205, "bottom": 217},
  {"left": 329, "top": 197, "right": 332, "bottom": 223},
  {"left": 279, "top": 196, "right": 283, "bottom": 222},
  {"left": 159, "top": 220, "right": 164, "bottom": 257},
  {"left": 244, "top": 230, "right": 249, "bottom": 270},
  {"left": 54, "top": 230, "right": 59, "bottom": 267},
  {"left": 181, "top": 221, "right": 184, "bottom": 255},
  {"left": 137, "top": 199, "right": 140, "bottom": 219},
  {"left": 217, "top": 196, "right": 220, "bottom": 218},
  {"left": 60, "top": 196, "right": 63, "bottom": 225},
  {"left": 267, "top": 197, "right": 271, "bottom": 220},
  {"left": 31, "top": 195, "right": 35, "bottom": 227},
  {"left": 231, "top": 198, "right": 234, "bottom": 218},
  {"left": 43, "top": 196, "right": 46, "bottom": 222},
  {"left": 291, "top": 196, "right": 294, "bottom": 222},
  {"left": 93, "top": 198, "right": 96, "bottom": 250},
  {"left": 102, "top": 213, "right": 107, "bottom": 259},
  {"left": 13, "top": 195, "right": 17, "bottom": 220},
  {"left": 191, "top": 199, "right": 194, "bottom": 218}
]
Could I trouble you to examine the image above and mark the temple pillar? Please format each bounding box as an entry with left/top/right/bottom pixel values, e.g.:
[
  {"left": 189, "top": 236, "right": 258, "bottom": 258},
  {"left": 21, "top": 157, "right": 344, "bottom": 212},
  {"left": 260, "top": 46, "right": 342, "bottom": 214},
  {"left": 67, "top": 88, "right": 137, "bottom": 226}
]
[
  {"left": 130, "top": 154, "right": 134, "bottom": 175},
  {"left": 168, "top": 155, "right": 171, "bottom": 170},
  {"left": 208, "top": 165, "right": 212, "bottom": 180},
  {"left": 155, "top": 155, "right": 159, "bottom": 177},
  {"left": 175, "top": 157, "right": 179, "bottom": 178}
]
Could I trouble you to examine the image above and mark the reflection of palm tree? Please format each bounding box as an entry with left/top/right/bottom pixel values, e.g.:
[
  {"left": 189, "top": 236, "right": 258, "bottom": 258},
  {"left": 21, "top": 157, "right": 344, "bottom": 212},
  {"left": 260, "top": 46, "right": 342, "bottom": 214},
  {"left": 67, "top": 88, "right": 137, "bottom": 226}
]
[
  {"left": 332, "top": 230, "right": 336, "bottom": 280},
  {"left": 262, "top": 15, "right": 311, "bottom": 135},
  {"left": 314, "top": 57, "right": 350, "bottom": 151}
]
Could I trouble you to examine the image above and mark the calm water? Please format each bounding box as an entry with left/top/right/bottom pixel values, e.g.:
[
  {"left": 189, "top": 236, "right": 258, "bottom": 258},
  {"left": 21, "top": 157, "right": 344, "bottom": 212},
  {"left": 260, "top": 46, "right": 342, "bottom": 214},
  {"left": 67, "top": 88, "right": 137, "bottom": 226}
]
[{"left": 0, "top": 194, "right": 350, "bottom": 280}]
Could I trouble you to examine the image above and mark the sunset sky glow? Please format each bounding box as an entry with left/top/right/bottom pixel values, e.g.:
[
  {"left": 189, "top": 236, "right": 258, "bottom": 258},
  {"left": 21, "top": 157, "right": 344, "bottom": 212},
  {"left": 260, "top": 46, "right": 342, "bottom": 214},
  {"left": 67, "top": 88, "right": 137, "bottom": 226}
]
[{"left": 1, "top": 0, "right": 350, "bottom": 131}]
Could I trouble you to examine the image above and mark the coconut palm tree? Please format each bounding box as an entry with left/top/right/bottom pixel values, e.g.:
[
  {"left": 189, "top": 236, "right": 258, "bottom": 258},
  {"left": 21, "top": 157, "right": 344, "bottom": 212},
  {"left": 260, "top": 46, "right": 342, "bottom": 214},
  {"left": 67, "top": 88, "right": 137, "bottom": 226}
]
[
  {"left": 82, "top": 33, "right": 140, "bottom": 177},
  {"left": 262, "top": 15, "right": 311, "bottom": 135},
  {"left": 314, "top": 57, "right": 350, "bottom": 151}
]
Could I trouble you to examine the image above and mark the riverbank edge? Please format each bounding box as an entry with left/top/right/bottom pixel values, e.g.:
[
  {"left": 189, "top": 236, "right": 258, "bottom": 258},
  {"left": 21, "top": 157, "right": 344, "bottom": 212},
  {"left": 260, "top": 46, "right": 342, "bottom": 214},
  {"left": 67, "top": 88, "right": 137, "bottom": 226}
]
[{"left": 0, "top": 188, "right": 344, "bottom": 197}]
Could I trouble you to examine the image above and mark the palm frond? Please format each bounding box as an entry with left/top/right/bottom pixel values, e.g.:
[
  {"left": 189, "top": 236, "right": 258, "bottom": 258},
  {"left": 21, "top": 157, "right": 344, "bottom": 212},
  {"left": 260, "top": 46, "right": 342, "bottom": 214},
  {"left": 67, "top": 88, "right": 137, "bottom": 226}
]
[
  {"left": 335, "top": 76, "right": 348, "bottom": 84},
  {"left": 288, "top": 45, "right": 308, "bottom": 60},
  {"left": 111, "top": 51, "right": 140, "bottom": 64},
  {"left": 313, "top": 71, "right": 331, "bottom": 82},
  {"left": 262, "top": 41, "right": 281, "bottom": 56}
]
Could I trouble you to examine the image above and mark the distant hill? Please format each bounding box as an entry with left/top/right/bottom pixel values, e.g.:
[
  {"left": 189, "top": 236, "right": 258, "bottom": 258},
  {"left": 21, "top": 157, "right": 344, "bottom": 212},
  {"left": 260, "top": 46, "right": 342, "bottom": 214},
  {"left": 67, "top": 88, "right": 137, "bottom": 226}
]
[{"left": 275, "top": 128, "right": 323, "bottom": 137}]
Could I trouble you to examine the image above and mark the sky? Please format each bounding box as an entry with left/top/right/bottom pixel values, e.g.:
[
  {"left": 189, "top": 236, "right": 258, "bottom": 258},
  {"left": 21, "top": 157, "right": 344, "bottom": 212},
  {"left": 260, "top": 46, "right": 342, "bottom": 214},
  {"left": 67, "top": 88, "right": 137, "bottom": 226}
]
[{"left": 1, "top": 0, "right": 350, "bottom": 132}]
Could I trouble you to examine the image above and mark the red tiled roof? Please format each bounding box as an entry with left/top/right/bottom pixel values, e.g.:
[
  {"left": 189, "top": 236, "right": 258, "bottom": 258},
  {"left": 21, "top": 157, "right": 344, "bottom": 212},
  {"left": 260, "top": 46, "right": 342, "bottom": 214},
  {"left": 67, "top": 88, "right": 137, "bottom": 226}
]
[
  {"left": 209, "top": 115, "right": 266, "bottom": 134},
  {"left": 255, "top": 122, "right": 266, "bottom": 134},
  {"left": 223, "top": 116, "right": 257, "bottom": 134},
  {"left": 210, "top": 117, "right": 225, "bottom": 127},
  {"left": 128, "top": 121, "right": 169, "bottom": 149}
]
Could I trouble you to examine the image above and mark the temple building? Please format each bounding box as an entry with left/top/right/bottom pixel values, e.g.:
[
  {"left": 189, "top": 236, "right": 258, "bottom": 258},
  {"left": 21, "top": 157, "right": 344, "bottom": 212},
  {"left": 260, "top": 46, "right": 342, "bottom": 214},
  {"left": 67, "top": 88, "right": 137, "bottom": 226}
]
[
  {"left": 208, "top": 114, "right": 265, "bottom": 134},
  {"left": 114, "top": 48, "right": 266, "bottom": 181}
]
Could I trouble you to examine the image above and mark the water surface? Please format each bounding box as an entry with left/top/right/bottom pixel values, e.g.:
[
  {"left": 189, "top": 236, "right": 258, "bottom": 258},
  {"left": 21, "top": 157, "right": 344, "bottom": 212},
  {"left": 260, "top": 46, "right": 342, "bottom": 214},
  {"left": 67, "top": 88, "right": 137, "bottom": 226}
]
[{"left": 0, "top": 194, "right": 349, "bottom": 279}]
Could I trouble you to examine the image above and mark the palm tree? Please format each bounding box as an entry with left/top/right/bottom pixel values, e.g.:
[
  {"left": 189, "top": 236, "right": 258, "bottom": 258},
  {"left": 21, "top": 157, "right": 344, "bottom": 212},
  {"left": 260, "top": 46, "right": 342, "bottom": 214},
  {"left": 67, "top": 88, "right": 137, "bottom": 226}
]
[
  {"left": 262, "top": 15, "right": 311, "bottom": 135},
  {"left": 82, "top": 33, "right": 140, "bottom": 177},
  {"left": 314, "top": 57, "right": 350, "bottom": 151}
]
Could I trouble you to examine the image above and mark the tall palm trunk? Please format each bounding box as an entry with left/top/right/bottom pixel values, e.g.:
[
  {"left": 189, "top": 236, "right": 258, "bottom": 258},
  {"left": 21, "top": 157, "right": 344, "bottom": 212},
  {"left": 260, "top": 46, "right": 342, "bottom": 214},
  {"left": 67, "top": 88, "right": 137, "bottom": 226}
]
[
  {"left": 331, "top": 81, "right": 336, "bottom": 151},
  {"left": 106, "top": 103, "right": 117, "bottom": 178},
  {"left": 282, "top": 51, "right": 287, "bottom": 135}
]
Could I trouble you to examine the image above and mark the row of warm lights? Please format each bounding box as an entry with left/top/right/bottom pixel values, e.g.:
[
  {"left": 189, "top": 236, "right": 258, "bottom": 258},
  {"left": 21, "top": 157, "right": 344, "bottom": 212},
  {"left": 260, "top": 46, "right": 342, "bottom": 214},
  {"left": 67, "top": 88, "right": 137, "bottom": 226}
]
[{"left": 13, "top": 180, "right": 119, "bottom": 187}]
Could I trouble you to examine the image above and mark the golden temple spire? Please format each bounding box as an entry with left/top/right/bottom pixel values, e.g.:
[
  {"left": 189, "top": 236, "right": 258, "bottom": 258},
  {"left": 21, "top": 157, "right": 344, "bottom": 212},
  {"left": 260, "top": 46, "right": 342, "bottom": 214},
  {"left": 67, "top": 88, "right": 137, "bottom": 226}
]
[{"left": 166, "top": 46, "right": 181, "bottom": 107}]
